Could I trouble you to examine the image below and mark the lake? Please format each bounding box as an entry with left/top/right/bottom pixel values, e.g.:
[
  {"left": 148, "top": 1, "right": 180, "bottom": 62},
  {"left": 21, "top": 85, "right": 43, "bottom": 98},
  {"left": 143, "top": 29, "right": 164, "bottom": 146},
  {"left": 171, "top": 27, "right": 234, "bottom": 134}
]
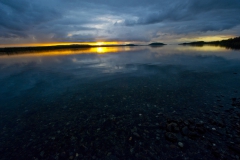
[{"left": 0, "top": 45, "right": 240, "bottom": 159}]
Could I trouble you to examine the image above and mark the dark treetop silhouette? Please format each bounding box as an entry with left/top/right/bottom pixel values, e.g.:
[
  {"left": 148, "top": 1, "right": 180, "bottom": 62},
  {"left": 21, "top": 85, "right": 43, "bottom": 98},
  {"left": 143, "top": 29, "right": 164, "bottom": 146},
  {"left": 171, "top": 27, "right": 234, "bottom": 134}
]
[{"left": 179, "top": 36, "right": 240, "bottom": 50}]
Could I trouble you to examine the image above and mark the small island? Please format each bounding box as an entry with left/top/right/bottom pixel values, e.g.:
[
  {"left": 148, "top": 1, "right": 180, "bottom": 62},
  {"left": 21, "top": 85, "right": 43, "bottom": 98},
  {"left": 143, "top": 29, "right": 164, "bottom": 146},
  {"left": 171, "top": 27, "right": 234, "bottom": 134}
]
[
  {"left": 179, "top": 36, "right": 240, "bottom": 50},
  {"left": 149, "top": 42, "right": 166, "bottom": 46},
  {"left": 125, "top": 44, "right": 138, "bottom": 46}
]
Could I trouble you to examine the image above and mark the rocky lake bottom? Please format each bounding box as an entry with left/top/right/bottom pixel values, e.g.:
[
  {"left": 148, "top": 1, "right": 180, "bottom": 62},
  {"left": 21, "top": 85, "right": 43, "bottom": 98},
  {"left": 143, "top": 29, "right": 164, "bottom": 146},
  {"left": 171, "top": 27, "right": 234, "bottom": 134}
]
[{"left": 0, "top": 45, "right": 240, "bottom": 159}]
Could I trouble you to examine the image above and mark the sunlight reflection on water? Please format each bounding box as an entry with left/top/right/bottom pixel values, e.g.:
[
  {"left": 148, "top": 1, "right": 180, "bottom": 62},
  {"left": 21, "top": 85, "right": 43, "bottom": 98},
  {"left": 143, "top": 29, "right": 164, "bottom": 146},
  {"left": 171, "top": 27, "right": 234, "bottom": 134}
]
[{"left": 1, "top": 45, "right": 240, "bottom": 159}]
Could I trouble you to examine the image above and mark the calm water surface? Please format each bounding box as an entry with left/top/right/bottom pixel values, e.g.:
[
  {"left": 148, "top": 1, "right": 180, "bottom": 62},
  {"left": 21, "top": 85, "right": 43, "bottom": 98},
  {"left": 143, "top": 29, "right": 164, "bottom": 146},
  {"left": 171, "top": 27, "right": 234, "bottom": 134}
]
[{"left": 0, "top": 45, "right": 240, "bottom": 159}]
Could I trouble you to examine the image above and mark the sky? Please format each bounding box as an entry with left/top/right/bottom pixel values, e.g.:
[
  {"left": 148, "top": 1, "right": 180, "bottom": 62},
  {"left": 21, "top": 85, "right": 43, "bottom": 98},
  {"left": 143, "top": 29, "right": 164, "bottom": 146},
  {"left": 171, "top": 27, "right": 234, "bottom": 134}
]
[{"left": 0, "top": 0, "right": 240, "bottom": 46}]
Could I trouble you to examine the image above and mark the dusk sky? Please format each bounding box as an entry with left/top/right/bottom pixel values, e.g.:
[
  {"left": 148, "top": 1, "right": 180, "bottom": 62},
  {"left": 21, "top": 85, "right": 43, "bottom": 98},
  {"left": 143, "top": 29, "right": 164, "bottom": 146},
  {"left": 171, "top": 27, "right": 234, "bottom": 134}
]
[{"left": 0, "top": 0, "right": 240, "bottom": 46}]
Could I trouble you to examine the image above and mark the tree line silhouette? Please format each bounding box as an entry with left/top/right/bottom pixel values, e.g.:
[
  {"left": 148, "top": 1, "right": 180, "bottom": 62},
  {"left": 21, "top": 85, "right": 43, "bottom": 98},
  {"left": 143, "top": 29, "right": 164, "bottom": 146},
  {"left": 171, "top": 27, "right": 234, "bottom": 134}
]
[{"left": 180, "top": 36, "right": 240, "bottom": 50}]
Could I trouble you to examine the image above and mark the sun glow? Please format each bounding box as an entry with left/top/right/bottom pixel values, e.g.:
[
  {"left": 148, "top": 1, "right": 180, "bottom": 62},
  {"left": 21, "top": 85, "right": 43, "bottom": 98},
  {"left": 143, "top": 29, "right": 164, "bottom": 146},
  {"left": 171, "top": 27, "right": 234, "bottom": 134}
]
[
  {"left": 0, "top": 41, "right": 123, "bottom": 47},
  {"left": 178, "top": 35, "right": 233, "bottom": 43},
  {"left": 0, "top": 46, "right": 139, "bottom": 58},
  {"left": 97, "top": 42, "right": 104, "bottom": 46}
]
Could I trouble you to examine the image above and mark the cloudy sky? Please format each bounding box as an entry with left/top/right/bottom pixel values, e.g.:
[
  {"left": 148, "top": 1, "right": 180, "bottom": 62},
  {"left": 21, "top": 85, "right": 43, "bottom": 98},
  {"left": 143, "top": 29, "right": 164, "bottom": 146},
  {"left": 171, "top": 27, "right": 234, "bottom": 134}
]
[{"left": 0, "top": 0, "right": 240, "bottom": 46}]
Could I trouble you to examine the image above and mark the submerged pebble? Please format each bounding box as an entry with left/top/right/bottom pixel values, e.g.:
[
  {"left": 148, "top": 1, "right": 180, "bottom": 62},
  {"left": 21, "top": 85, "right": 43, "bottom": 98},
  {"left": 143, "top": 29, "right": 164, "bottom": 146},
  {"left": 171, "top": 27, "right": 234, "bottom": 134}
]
[{"left": 178, "top": 142, "right": 184, "bottom": 148}]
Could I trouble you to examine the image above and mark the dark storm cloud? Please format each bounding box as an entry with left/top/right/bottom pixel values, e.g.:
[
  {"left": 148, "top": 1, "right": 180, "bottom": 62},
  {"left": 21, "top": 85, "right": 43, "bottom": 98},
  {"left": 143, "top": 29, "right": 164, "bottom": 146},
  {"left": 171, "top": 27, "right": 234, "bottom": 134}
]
[
  {"left": 0, "top": 0, "right": 239, "bottom": 44},
  {"left": 0, "top": 1, "right": 61, "bottom": 29},
  {"left": 0, "top": 0, "right": 62, "bottom": 38},
  {"left": 122, "top": 0, "right": 240, "bottom": 30}
]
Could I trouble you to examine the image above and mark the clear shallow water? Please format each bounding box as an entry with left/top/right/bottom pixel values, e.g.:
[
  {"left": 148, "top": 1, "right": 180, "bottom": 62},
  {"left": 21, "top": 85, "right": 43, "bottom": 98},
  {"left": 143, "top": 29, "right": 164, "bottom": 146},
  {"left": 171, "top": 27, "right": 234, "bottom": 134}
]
[{"left": 0, "top": 45, "right": 240, "bottom": 159}]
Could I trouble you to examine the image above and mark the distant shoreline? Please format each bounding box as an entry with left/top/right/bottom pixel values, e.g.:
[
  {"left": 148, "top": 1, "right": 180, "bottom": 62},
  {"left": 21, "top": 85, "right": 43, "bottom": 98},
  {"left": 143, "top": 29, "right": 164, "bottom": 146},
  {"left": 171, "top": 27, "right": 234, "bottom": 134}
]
[
  {"left": 0, "top": 43, "right": 166, "bottom": 54},
  {"left": 179, "top": 36, "right": 240, "bottom": 50},
  {"left": 0, "top": 44, "right": 140, "bottom": 54},
  {"left": 1, "top": 37, "right": 239, "bottom": 54}
]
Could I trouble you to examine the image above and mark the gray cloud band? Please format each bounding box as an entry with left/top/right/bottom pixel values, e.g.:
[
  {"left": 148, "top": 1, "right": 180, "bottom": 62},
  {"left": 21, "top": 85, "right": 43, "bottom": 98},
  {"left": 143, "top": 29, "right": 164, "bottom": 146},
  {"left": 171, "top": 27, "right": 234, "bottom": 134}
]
[{"left": 0, "top": 0, "right": 239, "bottom": 43}]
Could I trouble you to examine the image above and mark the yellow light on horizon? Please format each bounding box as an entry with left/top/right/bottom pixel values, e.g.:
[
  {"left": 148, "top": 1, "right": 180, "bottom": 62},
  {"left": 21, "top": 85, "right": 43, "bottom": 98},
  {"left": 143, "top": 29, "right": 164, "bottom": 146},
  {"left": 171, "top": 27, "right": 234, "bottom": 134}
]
[
  {"left": 96, "top": 42, "right": 104, "bottom": 46},
  {"left": 178, "top": 35, "right": 233, "bottom": 43},
  {"left": 0, "top": 41, "right": 124, "bottom": 48},
  {"left": 0, "top": 46, "right": 137, "bottom": 58}
]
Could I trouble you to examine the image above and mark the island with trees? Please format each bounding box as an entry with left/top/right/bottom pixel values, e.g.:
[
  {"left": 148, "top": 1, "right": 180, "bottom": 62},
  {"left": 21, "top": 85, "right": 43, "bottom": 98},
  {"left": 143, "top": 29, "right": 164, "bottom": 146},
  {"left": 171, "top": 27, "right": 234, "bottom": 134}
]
[
  {"left": 149, "top": 42, "right": 166, "bottom": 46},
  {"left": 179, "top": 36, "right": 240, "bottom": 50}
]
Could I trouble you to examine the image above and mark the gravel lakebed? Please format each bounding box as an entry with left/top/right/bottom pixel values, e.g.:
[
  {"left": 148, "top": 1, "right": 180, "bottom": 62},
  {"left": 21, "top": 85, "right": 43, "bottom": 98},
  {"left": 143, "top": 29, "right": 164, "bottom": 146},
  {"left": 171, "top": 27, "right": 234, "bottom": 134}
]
[{"left": 1, "top": 77, "right": 240, "bottom": 160}]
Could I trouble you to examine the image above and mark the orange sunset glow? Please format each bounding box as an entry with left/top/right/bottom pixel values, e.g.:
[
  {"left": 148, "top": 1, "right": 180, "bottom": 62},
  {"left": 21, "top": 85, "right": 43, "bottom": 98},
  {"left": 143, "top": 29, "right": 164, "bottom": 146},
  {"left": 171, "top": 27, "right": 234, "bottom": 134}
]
[
  {"left": 0, "top": 46, "right": 139, "bottom": 59},
  {"left": 0, "top": 41, "right": 126, "bottom": 48}
]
